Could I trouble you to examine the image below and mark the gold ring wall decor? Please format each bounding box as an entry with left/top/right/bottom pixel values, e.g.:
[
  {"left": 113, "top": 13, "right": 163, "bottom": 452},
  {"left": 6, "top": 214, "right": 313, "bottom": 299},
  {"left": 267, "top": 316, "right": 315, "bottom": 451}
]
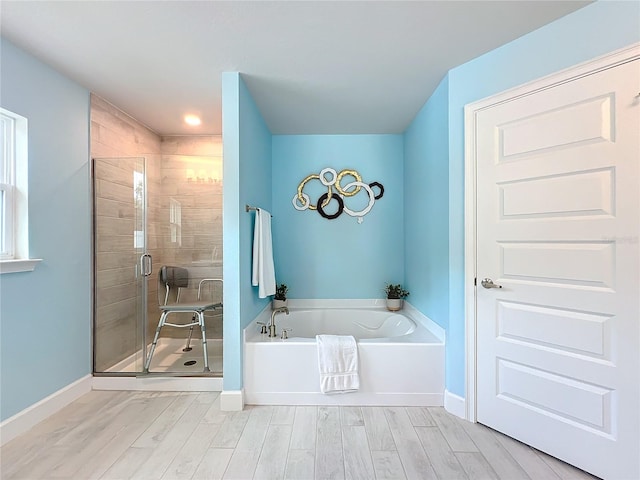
[
  {"left": 335, "top": 169, "right": 362, "bottom": 197},
  {"left": 292, "top": 168, "right": 384, "bottom": 223},
  {"left": 296, "top": 174, "right": 331, "bottom": 210}
]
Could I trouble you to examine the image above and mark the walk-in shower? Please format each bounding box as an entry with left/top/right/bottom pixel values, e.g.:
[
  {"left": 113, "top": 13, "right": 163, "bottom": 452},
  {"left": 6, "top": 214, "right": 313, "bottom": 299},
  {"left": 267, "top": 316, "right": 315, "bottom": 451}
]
[{"left": 92, "top": 150, "right": 223, "bottom": 377}]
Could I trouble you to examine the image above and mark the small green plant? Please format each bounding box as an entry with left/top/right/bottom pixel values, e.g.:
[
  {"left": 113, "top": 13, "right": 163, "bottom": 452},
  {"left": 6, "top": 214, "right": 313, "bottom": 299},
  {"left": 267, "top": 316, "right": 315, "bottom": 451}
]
[
  {"left": 384, "top": 283, "right": 410, "bottom": 299},
  {"left": 274, "top": 283, "right": 288, "bottom": 301}
]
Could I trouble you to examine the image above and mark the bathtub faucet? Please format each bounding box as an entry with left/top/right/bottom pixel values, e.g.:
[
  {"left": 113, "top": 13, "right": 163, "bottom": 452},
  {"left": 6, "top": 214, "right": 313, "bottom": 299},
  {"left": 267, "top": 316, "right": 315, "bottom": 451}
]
[{"left": 269, "top": 306, "right": 289, "bottom": 338}]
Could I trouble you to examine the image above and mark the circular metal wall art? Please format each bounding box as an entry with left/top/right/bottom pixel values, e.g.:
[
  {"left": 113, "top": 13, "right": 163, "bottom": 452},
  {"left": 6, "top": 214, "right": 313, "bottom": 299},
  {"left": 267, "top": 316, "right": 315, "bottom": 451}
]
[
  {"left": 335, "top": 169, "right": 362, "bottom": 197},
  {"left": 320, "top": 167, "right": 337, "bottom": 186},
  {"left": 291, "top": 168, "right": 384, "bottom": 222},
  {"left": 297, "top": 173, "right": 331, "bottom": 210},
  {"left": 340, "top": 181, "right": 375, "bottom": 218},
  {"left": 369, "top": 181, "right": 384, "bottom": 200},
  {"left": 316, "top": 192, "right": 344, "bottom": 219}
]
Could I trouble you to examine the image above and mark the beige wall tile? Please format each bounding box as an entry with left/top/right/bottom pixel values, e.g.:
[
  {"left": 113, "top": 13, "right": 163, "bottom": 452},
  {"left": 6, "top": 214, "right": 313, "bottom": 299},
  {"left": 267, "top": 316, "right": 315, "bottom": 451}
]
[{"left": 161, "top": 135, "right": 222, "bottom": 156}]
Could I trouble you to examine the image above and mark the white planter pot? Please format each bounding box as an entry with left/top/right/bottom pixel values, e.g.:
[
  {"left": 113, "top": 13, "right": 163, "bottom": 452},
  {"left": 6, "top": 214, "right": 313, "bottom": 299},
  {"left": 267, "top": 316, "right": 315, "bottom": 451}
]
[
  {"left": 272, "top": 299, "right": 288, "bottom": 310},
  {"left": 386, "top": 298, "right": 404, "bottom": 311}
]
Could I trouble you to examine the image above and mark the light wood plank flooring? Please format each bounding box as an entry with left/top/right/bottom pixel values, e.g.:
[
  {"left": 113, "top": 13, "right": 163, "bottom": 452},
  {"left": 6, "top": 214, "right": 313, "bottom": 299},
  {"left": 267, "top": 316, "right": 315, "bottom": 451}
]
[{"left": 0, "top": 391, "right": 598, "bottom": 480}]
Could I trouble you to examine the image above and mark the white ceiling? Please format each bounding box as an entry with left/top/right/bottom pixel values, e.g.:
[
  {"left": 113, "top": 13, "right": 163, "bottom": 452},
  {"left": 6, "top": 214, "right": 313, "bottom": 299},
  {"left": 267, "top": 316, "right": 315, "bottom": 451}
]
[{"left": 1, "top": 1, "right": 591, "bottom": 136}]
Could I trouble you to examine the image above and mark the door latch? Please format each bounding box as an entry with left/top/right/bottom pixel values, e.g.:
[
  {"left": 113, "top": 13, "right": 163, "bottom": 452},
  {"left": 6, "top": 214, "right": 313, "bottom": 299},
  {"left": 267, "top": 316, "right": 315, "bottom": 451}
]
[{"left": 481, "top": 278, "right": 503, "bottom": 289}]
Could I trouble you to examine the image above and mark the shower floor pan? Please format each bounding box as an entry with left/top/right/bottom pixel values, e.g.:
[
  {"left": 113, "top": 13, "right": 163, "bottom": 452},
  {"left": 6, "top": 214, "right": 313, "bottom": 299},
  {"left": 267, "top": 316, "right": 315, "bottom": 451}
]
[{"left": 106, "top": 337, "right": 223, "bottom": 375}]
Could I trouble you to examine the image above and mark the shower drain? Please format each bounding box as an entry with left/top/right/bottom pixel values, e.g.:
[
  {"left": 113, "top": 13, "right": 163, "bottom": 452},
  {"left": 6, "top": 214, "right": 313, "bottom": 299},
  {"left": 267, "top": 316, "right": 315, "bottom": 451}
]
[{"left": 184, "top": 360, "right": 197, "bottom": 366}]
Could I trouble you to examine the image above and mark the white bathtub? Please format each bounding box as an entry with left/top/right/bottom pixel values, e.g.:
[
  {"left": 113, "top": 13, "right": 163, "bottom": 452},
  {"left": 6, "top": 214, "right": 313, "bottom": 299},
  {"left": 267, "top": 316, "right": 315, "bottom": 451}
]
[
  {"left": 243, "top": 300, "right": 445, "bottom": 406},
  {"left": 268, "top": 308, "right": 417, "bottom": 340}
]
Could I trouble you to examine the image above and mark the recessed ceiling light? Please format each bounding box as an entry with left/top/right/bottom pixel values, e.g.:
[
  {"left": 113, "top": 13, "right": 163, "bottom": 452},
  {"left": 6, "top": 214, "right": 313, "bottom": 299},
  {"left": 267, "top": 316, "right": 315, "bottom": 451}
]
[{"left": 184, "top": 114, "right": 201, "bottom": 126}]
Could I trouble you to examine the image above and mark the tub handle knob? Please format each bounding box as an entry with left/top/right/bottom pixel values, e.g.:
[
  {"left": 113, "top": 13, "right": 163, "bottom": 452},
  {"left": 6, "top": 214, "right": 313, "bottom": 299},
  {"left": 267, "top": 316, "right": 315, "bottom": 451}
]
[
  {"left": 257, "top": 322, "right": 268, "bottom": 335},
  {"left": 281, "top": 328, "right": 292, "bottom": 340}
]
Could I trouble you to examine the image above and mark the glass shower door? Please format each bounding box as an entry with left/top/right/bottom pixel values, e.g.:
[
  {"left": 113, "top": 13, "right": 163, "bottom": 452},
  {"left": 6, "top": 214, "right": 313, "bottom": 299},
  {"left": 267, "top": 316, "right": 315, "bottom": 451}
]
[
  {"left": 93, "top": 157, "right": 148, "bottom": 374},
  {"left": 93, "top": 151, "right": 223, "bottom": 376}
]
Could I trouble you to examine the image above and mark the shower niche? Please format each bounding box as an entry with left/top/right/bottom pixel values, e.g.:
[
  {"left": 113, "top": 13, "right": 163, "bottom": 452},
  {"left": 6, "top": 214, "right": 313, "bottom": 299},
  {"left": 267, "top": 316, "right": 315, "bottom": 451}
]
[{"left": 92, "top": 137, "right": 223, "bottom": 376}]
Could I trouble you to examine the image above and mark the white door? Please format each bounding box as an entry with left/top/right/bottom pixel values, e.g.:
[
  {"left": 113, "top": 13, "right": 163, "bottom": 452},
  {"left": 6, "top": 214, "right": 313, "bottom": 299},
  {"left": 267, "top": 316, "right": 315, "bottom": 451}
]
[{"left": 475, "top": 56, "right": 639, "bottom": 479}]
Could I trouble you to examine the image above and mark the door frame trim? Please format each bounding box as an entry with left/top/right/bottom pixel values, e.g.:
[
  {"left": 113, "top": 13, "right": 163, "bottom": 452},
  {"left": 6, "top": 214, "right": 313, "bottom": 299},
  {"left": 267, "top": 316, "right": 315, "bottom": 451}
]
[{"left": 463, "top": 42, "right": 640, "bottom": 423}]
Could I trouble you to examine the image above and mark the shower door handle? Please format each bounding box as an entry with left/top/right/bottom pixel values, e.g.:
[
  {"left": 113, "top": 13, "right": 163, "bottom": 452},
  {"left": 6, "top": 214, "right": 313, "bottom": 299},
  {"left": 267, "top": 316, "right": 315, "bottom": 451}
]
[{"left": 140, "top": 254, "right": 153, "bottom": 277}]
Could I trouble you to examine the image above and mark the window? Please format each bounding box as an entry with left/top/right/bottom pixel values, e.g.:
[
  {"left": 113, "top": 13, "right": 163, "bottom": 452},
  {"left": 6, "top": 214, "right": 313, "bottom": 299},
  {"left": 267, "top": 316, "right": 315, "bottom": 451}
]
[
  {"left": 169, "top": 198, "right": 182, "bottom": 246},
  {"left": 133, "top": 170, "right": 145, "bottom": 249},
  {"left": 0, "top": 107, "right": 39, "bottom": 273}
]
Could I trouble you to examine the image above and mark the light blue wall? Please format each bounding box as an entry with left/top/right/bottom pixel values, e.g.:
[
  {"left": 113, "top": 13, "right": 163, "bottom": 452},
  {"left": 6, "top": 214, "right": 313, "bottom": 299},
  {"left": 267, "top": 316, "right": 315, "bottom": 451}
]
[
  {"left": 0, "top": 39, "right": 91, "bottom": 421},
  {"left": 222, "top": 73, "right": 272, "bottom": 391},
  {"left": 403, "top": 77, "right": 449, "bottom": 330},
  {"left": 440, "top": 0, "right": 640, "bottom": 397},
  {"left": 272, "top": 135, "right": 404, "bottom": 298}
]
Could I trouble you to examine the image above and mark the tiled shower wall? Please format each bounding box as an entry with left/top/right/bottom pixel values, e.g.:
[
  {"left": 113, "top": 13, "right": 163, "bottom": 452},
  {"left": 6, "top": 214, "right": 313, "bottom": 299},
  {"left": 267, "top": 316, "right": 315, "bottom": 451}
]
[
  {"left": 91, "top": 94, "right": 222, "bottom": 371},
  {"left": 157, "top": 136, "right": 224, "bottom": 340}
]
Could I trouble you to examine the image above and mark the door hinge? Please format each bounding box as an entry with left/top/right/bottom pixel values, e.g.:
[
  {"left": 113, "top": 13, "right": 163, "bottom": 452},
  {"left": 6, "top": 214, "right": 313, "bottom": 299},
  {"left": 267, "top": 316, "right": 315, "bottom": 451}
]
[{"left": 474, "top": 277, "right": 477, "bottom": 286}]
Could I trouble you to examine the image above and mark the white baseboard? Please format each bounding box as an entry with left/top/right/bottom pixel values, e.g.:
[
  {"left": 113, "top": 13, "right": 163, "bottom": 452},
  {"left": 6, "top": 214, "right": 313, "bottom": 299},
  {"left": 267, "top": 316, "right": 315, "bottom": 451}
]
[
  {"left": 245, "top": 391, "right": 443, "bottom": 407},
  {"left": 92, "top": 376, "right": 223, "bottom": 392},
  {"left": 444, "top": 389, "right": 466, "bottom": 419},
  {"left": 0, "top": 374, "right": 92, "bottom": 446},
  {"left": 220, "top": 390, "right": 244, "bottom": 411}
]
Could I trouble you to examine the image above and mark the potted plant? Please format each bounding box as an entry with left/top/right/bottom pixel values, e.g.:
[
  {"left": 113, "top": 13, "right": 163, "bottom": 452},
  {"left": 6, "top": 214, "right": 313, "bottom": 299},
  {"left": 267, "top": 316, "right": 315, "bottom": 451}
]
[
  {"left": 384, "top": 283, "right": 409, "bottom": 311},
  {"left": 273, "top": 283, "right": 288, "bottom": 309}
]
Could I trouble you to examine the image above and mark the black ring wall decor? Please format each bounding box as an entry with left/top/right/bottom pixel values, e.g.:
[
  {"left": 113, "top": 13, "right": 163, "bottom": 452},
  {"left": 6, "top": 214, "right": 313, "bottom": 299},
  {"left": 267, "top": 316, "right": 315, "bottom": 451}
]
[
  {"left": 316, "top": 192, "right": 344, "bottom": 220},
  {"left": 369, "top": 182, "right": 384, "bottom": 200},
  {"left": 291, "top": 168, "right": 385, "bottom": 222}
]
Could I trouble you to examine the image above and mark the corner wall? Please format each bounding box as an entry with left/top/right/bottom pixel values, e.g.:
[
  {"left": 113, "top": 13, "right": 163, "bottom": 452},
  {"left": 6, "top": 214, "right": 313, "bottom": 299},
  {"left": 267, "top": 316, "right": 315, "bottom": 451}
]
[
  {"left": 0, "top": 39, "right": 91, "bottom": 421},
  {"left": 403, "top": 77, "right": 449, "bottom": 330},
  {"left": 222, "top": 73, "right": 272, "bottom": 391}
]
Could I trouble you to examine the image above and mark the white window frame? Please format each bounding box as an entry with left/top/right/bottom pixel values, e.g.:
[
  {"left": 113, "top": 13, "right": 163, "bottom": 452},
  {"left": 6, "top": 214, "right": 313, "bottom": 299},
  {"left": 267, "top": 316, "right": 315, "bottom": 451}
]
[
  {"left": 1, "top": 113, "right": 15, "bottom": 259},
  {"left": 0, "top": 107, "right": 40, "bottom": 273}
]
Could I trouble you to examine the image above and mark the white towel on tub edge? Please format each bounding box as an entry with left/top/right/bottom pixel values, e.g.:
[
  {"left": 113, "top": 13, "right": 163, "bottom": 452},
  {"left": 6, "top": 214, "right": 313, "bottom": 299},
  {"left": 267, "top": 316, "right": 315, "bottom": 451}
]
[{"left": 316, "top": 334, "right": 359, "bottom": 394}]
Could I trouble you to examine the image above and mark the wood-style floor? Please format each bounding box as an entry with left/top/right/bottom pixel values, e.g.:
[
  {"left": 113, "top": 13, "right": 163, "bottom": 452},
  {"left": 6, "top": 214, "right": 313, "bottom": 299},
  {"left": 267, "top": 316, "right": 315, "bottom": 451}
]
[{"left": 0, "top": 391, "right": 597, "bottom": 480}]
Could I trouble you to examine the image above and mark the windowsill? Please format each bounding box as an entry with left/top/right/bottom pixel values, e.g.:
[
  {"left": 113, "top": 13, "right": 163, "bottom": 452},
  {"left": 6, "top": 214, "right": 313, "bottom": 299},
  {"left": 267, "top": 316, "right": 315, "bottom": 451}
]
[{"left": 0, "top": 258, "right": 43, "bottom": 274}]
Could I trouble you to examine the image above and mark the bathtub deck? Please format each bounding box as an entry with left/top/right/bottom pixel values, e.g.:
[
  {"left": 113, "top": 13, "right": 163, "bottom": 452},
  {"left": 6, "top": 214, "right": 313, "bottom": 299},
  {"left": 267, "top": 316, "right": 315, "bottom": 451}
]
[{"left": 1, "top": 390, "right": 597, "bottom": 480}]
